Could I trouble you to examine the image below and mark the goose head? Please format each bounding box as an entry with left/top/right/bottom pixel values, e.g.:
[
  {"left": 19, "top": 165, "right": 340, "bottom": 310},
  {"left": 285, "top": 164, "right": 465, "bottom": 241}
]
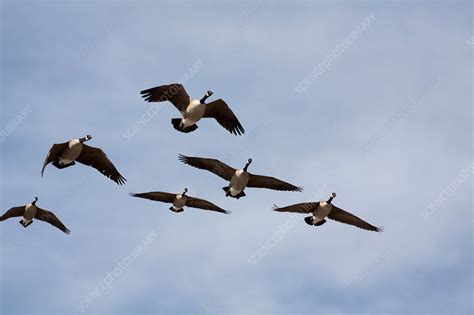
[
  {"left": 182, "top": 188, "right": 188, "bottom": 197},
  {"left": 200, "top": 90, "right": 213, "bottom": 104},
  {"left": 32, "top": 196, "right": 38, "bottom": 205},
  {"left": 327, "top": 192, "right": 336, "bottom": 204},
  {"left": 243, "top": 158, "right": 252, "bottom": 171},
  {"left": 80, "top": 134, "right": 93, "bottom": 143}
]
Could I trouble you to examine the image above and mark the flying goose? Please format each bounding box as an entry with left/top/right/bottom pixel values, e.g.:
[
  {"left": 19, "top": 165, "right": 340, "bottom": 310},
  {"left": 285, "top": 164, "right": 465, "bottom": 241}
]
[
  {"left": 130, "top": 188, "right": 230, "bottom": 214},
  {"left": 178, "top": 155, "right": 303, "bottom": 199},
  {"left": 0, "top": 197, "right": 70, "bottom": 234},
  {"left": 41, "top": 135, "right": 126, "bottom": 185},
  {"left": 273, "top": 193, "right": 383, "bottom": 232},
  {"left": 140, "top": 83, "right": 245, "bottom": 135}
]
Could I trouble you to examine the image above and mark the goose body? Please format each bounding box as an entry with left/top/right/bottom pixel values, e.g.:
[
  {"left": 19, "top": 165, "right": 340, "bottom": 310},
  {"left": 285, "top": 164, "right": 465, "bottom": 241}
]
[
  {"left": 22, "top": 202, "right": 38, "bottom": 225},
  {"left": 58, "top": 139, "right": 83, "bottom": 165},
  {"left": 41, "top": 135, "right": 126, "bottom": 185},
  {"left": 273, "top": 193, "right": 383, "bottom": 232},
  {"left": 0, "top": 197, "right": 70, "bottom": 234},
  {"left": 140, "top": 83, "right": 245, "bottom": 135},
  {"left": 178, "top": 155, "right": 302, "bottom": 199},
  {"left": 130, "top": 188, "right": 230, "bottom": 214},
  {"left": 172, "top": 193, "right": 188, "bottom": 211},
  {"left": 228, "top": 169, "right": 250, "bottom": 197},
  {"left": 311, "top": 200, "right": 333, "bottom": 224},
  {"left": 181, "top": 99, "right": 206, "bottom": 128}
]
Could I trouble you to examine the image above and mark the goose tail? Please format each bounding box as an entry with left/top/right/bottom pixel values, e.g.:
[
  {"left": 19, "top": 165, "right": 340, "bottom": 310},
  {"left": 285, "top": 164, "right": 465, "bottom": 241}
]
[{"left": 171, "top": 118, "right": 198, "bottom": 133}]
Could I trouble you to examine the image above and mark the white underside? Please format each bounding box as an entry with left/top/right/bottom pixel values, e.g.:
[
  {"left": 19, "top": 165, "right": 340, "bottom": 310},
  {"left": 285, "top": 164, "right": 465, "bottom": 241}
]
[
  {"left": 229, "top": 170, "right": 249, "bottom": 196},
  {"left": 22, "top": 217, "right": 32, "bottom": 224},
  {"left": 311, "top": 216, "right": 324, "bottom": 223},
  {"left": 229, "top": 187, "right": 242, "bottom": 196},
  {"left": 59, "top": 158, "right": 74, "bottom": 165},
  {"left": 181, "top": 118, "right": 198, "bottom": 128},
  {"left": 181, "top": 100, "right": 205, "bottom": 127}
]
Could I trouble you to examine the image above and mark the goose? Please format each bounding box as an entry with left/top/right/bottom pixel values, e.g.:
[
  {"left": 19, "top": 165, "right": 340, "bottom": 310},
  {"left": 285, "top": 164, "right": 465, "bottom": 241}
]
[
  {"left": 0, "top": 197, "right": 70, "bottom": 234},
  {"left": 178, "top": 155, "right": 303, "bottom": 199},
  {"left": 140, "top": 83, "right": 245, "bottom": 135},
  {"left": 41, "top": 135, "right": 126, "bottom": 185},
  {"left": 130, "top": 188, "right": 230, "bottom": 214},
  {"left": 273, "top": 193, "right": 383, "bottom": 232}
]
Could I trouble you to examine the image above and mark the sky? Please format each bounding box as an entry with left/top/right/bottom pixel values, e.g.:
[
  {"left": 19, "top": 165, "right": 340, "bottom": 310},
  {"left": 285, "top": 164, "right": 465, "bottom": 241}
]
[{"left": 0, "top": 1, "right": 472, "bottom": 314}]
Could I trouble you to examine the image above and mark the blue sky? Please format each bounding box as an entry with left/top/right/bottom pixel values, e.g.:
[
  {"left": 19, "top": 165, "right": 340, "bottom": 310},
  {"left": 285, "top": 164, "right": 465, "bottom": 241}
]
[{"left": 1, "top": 1, "right": 472, "bottom": 314}]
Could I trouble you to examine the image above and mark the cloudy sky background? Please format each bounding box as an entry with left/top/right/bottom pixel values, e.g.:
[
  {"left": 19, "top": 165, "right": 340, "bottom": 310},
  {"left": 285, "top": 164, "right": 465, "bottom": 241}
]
[{"left": 1, "top": 1, "right": 472, "bottom": 314}]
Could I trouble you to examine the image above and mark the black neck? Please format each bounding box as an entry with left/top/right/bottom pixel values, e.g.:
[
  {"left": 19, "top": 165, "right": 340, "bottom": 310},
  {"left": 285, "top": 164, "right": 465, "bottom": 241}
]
[
  {"left": 243, "top": 163, "right": 250, "bottom": 171},
  {"left": 32, "top": 201, "right": 37, "bottom": 205},
  {"left": 200, "top": 95, "right": 210, "bottom": 104},
  {"left": 79, "top": 138, "right": 87, "bottom": 143},
  {"left": 327, "top": 197, "right": 334, "bottom": 204}
]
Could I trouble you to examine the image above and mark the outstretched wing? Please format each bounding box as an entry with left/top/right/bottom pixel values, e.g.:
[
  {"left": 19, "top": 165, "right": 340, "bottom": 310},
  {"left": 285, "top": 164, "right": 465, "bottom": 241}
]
[
  {"left": 203, "top": 99, "right": 245, "bottom": 135},
  {"left": 185, "top": 196, "right": 230, "bottom": 214},
  {"left": 35, "top": 208, "right": 70, "bottom": 234},
  {"left": 248, "top": 174, "right": 303, "bottom": 192},
  {"left": 75, "top": 144, "right": 126, "bottom": 185},
  {"left": 140, "top": 83, "right": 190, "bottom": 112},
  {"left": 272, "top": 202, "right": 319, "bottom": 214},
  {"left": 328, "top": 206, "right": 383, "bottom": 232},
  {"left": 178, "top": 154, "right": 236, "bottom": 181},
  {"left": 129, "top": 192, "right": 176, "bottom": 203},
  {"left": 41, "top": 142, "right": 69, "bottom": 177},
  {"left": 0, "top": 206, "right": 25, "bottom": 221}
]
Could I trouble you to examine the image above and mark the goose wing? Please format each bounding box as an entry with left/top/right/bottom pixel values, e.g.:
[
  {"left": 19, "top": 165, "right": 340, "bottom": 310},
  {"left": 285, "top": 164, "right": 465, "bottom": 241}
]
[
  {"left": 272, "top": 202, "right": 319, "bottom": 213},
  {"left": 247, "top": 174, "right": 303, "bottom": 192},
  {"left": 75, "top": 144, "right": 126, "bottom": 185},
  {"left": 203, "top": 99, "right": 245, "bottom": 135},
  {"left": 129, "top": 191, "right": 177, "bottom": 203},
  {"left": 41, "top": 142, "right": 69, "bottom": 177},
  {"left": 0, "top": 206, "right": 25, "bottom": 221},
  {"left": 185, "top": 196, "right": 230, "bottom": 214},
  {"left": 328, "top": 206, "right": 383, "bottom": 232},
  {"left": 35, "top": 208, "right": 70, "bottom": 234},
  {"left": 140, "top": 83, "right": 190, "bottom": 112},
  {"left": 178, "top": 155, "right": 236, "bottom": 181}
]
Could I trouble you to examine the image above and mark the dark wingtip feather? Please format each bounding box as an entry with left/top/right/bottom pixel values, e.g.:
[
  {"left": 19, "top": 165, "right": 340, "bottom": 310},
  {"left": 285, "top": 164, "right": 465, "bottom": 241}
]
[
  {"left": 139, "top": 90, "right": 154, "bottom": 102},
  {"left": 140, "top": 89, "right": 153, "bottom": 95},
  {"left": 279, "top": 185, "right": 303, "bottom": 192},
  {"left": 115, "top": 175, "right": 127, "bottom": 185},
  {"left": 178, "top": 154, "right": 189, "bottom": 164},
  {"left": 272, "top": 204, "right": 280, "bottom": 211},
  {"left": 232, "top": 127, "right": 240, "bottom": 136},
  {"left": 376, "top": 226, "right": 384, "bottom": 233},
  {"left": 230, "top": 124, "right": 245, "bottom": 136}
]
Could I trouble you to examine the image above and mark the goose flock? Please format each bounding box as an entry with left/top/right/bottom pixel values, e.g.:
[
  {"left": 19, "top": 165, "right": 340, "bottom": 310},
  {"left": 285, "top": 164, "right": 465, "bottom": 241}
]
[{"left": 2, "top": 83, "right": 383, "bottom": 234}]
